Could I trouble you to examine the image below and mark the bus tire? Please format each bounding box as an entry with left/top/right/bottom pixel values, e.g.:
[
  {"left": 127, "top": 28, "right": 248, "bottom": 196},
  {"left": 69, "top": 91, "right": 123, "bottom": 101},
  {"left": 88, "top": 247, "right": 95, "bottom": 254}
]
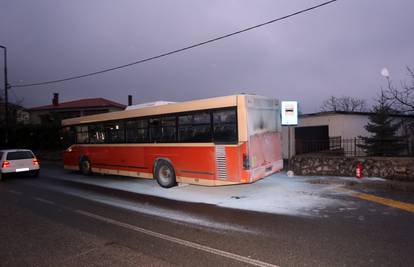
[
  {"left": 80, "top": 157, "right": 92, "bottom": 176},
  {"left": 154, "top": 160, "right": 176, "bottom": 188}
]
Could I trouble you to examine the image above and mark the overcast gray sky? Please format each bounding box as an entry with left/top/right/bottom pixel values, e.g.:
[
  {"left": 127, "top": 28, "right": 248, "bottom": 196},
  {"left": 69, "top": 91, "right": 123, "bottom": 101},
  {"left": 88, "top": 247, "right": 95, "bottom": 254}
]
[{"left": 1, "top": 0, "right": 413, "bottom": 112}]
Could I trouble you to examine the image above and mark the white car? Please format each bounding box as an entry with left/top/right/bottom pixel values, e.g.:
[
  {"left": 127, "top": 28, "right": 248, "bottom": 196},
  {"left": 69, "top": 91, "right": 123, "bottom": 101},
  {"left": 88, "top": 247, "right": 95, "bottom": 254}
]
[{"left": 0, "top": 149, "right": 40, "bottom": 180}]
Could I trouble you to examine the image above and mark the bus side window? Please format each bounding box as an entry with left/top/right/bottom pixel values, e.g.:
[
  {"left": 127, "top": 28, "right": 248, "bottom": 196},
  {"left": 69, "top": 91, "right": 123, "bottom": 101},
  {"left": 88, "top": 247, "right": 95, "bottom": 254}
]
[
  {"left": 178, "top": 112, "right": 211, "bottom": 142},
  {"left": 150, "top": 117, "right": 176, "bottom": 143},
  {"left": 105, "top": 121, "right": 125, "bottom": 143},
  {"left": 76, "top": 125, "right": 89, "bottom": 144},
  {"left": 89, "top": 124, "right": 105, "bottom": 143},
  {"left": 149, "top": 118, "right": 161, "bottom": 142},
  {"left": 160, "top": 117, "right": 176, "bottom": 142},
  {"left": 213, "top": 110, "right": 237, "bottom": 143},
  {"left": 126, "top": 119, "right": 148, "bottom": 143}
]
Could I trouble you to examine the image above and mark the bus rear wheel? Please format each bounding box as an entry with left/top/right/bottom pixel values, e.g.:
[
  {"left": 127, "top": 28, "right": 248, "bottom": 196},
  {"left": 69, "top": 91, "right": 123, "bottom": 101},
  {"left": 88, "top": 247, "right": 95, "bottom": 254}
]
[
  {"left": 80, "top": 157, "right": 92, "bottom": 175},
  {"left": 155, "top": 160, "right": 176, "bottom": 188}
]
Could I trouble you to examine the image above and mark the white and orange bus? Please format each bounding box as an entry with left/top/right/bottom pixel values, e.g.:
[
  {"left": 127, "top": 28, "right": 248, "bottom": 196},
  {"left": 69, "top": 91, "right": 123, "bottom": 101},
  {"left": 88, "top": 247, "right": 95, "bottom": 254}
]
[{"left": 62, "top": 94, "right": 283, "bottom": 187}]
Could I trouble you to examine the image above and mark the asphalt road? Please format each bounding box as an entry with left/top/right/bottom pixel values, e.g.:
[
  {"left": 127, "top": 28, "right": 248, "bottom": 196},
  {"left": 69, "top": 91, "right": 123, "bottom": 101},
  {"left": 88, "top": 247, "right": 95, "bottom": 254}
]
[{"left": 1, "top": 166, "right": 413, "bottom": 267}]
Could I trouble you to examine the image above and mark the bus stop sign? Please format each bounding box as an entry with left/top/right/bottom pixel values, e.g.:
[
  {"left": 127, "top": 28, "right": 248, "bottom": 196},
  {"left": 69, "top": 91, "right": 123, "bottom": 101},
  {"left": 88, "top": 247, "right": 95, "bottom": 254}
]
[{"left": 281, "top": 101, "right": 298, "bottom": 126}]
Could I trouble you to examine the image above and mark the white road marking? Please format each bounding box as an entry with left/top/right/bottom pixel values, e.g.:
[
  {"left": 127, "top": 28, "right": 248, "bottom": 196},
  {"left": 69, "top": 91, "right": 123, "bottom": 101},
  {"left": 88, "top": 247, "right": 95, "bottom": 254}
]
[
  {"left": 8, "top": 190, "right": 22, "bottom": 195},
  {"left": 75, "top": 209, "right": 279, "bottom": 267},
  {"left": 33, "top": 197, "right": 55, "bottom": 205}
]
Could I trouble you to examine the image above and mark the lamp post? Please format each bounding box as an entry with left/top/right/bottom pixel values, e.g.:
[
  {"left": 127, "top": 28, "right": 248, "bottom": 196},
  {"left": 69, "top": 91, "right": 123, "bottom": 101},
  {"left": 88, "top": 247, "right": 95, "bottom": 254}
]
[
  {"left": 0, "top": 45, "right": 10, "bottom": 146},
  {"left": 381, "top": 67, "right": 390, "bottom": 84}
]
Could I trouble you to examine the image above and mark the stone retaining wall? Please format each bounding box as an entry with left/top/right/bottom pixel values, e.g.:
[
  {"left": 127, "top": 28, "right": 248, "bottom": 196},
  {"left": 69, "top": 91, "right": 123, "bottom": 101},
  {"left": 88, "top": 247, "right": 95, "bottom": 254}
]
[{"left": 290, "top": 155, "right": 414, "bottom": 182}]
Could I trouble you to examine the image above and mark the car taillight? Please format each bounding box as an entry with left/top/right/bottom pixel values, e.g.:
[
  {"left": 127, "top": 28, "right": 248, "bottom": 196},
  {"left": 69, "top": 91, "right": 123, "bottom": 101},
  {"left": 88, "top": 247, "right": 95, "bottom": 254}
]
[
  {"left": 2, "top": 160, "right": 10, "bottom": 168},
  {"left": 33, "top": 158, "right": 39, "bottom": 166},
  {"left": 243, "top": 153, "right": 250, "bottom": 170}
]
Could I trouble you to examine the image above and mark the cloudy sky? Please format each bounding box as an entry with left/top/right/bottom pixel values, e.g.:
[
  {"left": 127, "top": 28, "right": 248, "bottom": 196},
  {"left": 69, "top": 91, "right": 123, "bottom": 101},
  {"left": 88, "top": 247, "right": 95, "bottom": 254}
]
[{"left": 1, "top": 0, "right": 413, "bottom": 112}]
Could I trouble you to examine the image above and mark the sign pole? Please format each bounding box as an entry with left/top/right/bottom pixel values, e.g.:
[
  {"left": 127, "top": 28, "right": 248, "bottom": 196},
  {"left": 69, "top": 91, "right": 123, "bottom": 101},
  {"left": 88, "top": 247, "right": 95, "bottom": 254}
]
[
  {"left": 288, "top": 126, "right": 291, "bottom": 171},
  {"left": 281, "top": 101, "right": 298, "bottom": 177}
]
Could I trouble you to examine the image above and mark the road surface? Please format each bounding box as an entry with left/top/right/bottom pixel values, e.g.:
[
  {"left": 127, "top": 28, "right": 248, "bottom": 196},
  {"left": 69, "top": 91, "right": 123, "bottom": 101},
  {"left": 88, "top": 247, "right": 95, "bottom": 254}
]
[{"left": 1, "top": 164, "right": 413, "bottom": 266}]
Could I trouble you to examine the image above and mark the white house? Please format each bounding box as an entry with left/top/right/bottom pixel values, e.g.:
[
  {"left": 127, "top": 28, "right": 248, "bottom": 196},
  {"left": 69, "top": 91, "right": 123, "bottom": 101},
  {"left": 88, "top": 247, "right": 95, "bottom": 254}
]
[{"left": 282, "top": 111, "right": 413, "bottom": 159}]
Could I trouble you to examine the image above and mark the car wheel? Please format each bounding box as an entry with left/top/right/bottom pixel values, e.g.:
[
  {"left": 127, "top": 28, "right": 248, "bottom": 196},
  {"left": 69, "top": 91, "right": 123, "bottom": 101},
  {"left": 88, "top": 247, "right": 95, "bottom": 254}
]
[
  {"left": 80, "top": 157, "right": 92, "bottom": 175},
  {"left": 0, "top": 172, "right": 3, "bottom": 181},
  {"left": 154, "top": 160, "right": 176, "bottom": 188}
]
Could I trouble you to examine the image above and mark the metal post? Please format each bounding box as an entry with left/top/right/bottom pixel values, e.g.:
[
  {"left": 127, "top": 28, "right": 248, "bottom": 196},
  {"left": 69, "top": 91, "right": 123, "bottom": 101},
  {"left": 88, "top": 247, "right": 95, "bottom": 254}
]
[
  {"left": 0, "top": 45, "right": 9, "bottom": 146},
  {"left": 354, "top": 137, "right": 357, "bottom": 157},
  {"left": 288, "top": 126, "right": 291, "bottom": 170}
]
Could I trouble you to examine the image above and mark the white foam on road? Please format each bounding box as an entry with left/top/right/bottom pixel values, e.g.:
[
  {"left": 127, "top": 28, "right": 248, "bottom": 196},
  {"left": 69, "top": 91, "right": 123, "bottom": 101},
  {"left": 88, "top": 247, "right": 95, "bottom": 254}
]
[
  {"left": 34, "top": 182, "right": 258, "bottom": 235},
  {"left": 44, "top": 167, "right": 346, "bottom": 217}
]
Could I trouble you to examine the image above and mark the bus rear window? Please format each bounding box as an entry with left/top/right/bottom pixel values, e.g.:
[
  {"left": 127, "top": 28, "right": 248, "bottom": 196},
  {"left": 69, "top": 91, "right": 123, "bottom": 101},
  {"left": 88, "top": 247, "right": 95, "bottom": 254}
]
[{"left": 7, "top": 151, "right": 34, "bottom": 160}]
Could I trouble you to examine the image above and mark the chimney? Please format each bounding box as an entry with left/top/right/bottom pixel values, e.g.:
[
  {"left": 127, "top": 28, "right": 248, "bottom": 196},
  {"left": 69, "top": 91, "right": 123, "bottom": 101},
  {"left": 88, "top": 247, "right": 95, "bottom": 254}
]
[
  {"left": 52, "top": 93, "right": 59, "bottom": 106},
  {"left": 128, "top": 95, "right": 133, "bottom": 106}
]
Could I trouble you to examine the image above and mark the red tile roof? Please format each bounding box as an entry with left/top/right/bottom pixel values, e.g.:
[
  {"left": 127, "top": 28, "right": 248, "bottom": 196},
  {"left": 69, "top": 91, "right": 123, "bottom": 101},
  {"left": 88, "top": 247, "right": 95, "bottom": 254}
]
[{"left": 29, "top": 98, "right": 126, "bottom": 111}]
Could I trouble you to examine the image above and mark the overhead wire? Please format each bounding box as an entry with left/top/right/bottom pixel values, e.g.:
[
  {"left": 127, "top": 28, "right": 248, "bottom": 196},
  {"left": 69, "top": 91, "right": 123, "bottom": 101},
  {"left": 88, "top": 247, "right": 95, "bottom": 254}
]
[{"left": 12, "top": 0, "right": 338, "bottom": 88}]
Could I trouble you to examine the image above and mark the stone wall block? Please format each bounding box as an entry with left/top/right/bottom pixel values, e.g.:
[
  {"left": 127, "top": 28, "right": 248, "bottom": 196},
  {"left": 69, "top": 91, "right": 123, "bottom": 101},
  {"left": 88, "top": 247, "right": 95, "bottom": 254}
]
[{"left": 291, "top": 155, "right": 414, "bottom": 181}]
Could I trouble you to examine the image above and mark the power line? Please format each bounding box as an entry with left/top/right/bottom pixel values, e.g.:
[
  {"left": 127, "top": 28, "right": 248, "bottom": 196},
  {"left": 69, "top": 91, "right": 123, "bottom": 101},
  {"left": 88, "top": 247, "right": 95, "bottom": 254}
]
[{"left": 12, "top": 0, "right": 338, "bottom": 88}]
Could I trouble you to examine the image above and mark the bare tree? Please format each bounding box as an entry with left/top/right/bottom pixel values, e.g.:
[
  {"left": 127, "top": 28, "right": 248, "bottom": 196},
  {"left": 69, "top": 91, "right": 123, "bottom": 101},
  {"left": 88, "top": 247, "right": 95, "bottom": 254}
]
[
  {"left": 320, "top": 95, "right": 368, "bottom": 112},
  {"left": 384, "top": 67, "right": 414, "bottom": 135},
  {"left": 0, "top": 95, "right": 26, "bottom": 126},
  {"left": 384, "top": 67, "right": 414, "bottom": 114}
]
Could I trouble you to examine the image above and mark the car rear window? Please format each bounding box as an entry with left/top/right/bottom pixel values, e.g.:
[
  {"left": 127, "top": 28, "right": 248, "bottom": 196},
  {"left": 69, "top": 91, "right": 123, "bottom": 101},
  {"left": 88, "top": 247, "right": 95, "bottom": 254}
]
[{"left": 6, "top": 151, "right": 34, "bottom": 160}]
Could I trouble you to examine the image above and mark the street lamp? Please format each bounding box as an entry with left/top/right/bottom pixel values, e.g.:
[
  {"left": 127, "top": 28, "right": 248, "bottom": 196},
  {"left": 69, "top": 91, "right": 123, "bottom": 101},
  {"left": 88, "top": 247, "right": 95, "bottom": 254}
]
[
  {"left": 0, "top": 45, "right": 10, "bottom": 146},
  {"left": 380, "top": 67, "right": 392, "bottom": 93},
  {"left": 381, "top": 67, "right": 389, "bottom": 78}
]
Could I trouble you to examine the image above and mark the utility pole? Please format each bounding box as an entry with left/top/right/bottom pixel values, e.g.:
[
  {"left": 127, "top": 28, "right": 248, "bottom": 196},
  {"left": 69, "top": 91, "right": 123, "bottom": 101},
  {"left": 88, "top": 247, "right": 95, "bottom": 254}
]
[{"left": 0, "top": 45, "right": 10, "bottom": 146}]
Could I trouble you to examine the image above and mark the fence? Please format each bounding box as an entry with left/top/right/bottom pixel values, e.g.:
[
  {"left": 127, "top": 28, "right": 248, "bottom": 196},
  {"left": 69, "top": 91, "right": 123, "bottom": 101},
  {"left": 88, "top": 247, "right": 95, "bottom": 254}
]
[{"left": 295, "top": 137, "right": 414, "bottom": 157}]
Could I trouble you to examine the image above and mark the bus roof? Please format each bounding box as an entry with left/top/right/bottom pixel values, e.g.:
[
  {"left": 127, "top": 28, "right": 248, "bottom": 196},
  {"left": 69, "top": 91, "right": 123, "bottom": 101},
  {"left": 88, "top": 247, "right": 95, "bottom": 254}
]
[{"left": 62, "top": 94, "right": 250, "bottom": 126}]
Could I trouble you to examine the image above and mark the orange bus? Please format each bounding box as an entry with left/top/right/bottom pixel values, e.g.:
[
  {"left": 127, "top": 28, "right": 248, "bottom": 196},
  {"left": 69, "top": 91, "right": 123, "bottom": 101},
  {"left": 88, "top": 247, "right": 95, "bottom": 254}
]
[{"left": 62, "top": 94, "right": 282, "bottom": 187}]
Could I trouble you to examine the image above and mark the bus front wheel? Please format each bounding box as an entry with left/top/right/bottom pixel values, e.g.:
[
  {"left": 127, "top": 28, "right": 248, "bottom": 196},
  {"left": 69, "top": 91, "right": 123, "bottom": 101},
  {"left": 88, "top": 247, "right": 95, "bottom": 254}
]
[
  {"left": 80, "top": 157, "right": 92, "bottom": 176},
  {"left": 154, "top": 160, "right": 176, "bottom": 188}
]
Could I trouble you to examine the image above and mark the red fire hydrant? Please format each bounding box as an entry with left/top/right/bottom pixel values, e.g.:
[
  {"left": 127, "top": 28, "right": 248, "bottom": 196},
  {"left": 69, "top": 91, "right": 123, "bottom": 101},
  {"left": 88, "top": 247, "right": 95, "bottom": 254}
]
[{"left": 356, "top": 162, "right": 363, "bottom": 179}]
